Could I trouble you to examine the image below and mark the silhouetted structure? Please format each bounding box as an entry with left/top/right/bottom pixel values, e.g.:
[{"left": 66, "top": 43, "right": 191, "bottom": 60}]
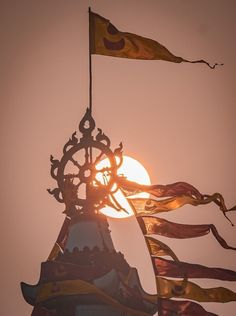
[{"left": 21, "top": 110, "right": 157, "bottom": 316}]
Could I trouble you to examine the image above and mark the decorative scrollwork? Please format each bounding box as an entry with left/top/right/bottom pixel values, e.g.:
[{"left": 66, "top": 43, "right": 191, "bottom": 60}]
[
  {"left": 47, "top": 109, "right": 123, "bottom": 217},
  {"left": 47, "top": 188, "right": 63, "bottom": 203},
  {"left": 96, "top": 128, "right": 111, "bottom": 148},
  {"left": 63, "top": 132, "right": 78, "bottom": 155},
  {"left": 50, "top": 155, "right": 60, "bottom": 180}
]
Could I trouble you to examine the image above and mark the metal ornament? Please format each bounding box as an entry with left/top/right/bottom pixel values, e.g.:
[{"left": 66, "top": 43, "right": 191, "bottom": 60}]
[{"left": 47, "top": 108, "right": 123, "bottom": 217}]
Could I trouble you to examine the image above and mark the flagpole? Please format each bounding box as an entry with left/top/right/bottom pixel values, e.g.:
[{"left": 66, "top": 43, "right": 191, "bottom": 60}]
[
  {"left": 88, "top": 7, "right": 92, "bottom": 114},
  {"left": 88, "top": 7, "right": 93, "bottom": 164}
]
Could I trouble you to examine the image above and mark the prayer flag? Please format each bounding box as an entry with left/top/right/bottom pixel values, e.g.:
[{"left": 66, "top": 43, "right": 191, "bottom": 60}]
[
  {"left": 90, "top": 11, "right": 219, "bottom": 69},
  {"left": 140, "top": 216, "right": 236, "bottom": 250},
  {"left": 154, "top": 257, "right": 236, "bottom": 281},
  {"left": 145, "top": 237, "right": 179, "bottom": 261},
  {"left": 156, "top": 277, "right": 236, "bottom": 302},
  {"left": 118, "top": 178, "right": 235, "bottom": 224}
]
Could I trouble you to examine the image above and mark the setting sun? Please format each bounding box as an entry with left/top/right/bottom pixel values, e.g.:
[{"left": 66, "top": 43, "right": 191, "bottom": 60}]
[{"left": 96, "top": 156, "right": 151, "bottom": 218}]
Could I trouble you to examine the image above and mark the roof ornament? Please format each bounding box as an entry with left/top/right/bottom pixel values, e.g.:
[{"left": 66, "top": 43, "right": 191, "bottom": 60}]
[{"left": 47, "top": 108, "right": 123, "bottom": 217}]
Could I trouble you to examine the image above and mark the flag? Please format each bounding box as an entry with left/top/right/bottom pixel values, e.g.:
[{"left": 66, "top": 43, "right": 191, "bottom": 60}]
[
  {"left": 118, "top": 177, "right": 235, "bottom": 224},
  {"left": 130, "top": 196, "right": 198, "bottom": 215},
  {"left": 89, "top": 10, "right": 220, "bottom": 68},
  {"left": 139, "top": 216, "right": 236, "bottom": 250},
  {"left": 119, "top": 179, "right": 202, "bottom": 199},
  {"left": 156, "top": 277, "right": 236, "bottom": 302},
  {"left": 129, "top": 193, "right": 235, "bottom": 216},
  {"left": 153, "top": 257, "right": 236, "bottom": 281},
  {"left": 158, "top": 298, "right": 217, "bottom": 316},
  {"left": 145, "top": 236, "right": 179, "bottom": 261},
  {"left": 141, "top": 237, "right": 236, "bottom": 304}
]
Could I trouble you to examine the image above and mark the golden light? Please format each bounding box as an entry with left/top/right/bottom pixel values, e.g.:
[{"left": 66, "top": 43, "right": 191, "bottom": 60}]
[{"left": 96, "top": 156, "right": 151, "bottom": 218}]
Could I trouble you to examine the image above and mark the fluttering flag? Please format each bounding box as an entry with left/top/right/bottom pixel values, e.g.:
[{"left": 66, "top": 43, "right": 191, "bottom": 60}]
[
  {"left": 140, "top": 237, "right": 236, "bottom": 312},
  {"left": 153, "top": 257, "right": 236, "bottom": 281},
  {"left": 115, "top": 174, "right": 236, "bottom": 314},
  {"left": 158, "top": 298, "right": 218, "bottom": 316},
  {"left": 118, "top": 178, "right": 236, "bottom": 224},
  {"left": 130, "top": 193, "right": 236, "bottom": 217},
  {"left": 145, "top": 237, "right": 179, "bottom": 261},
  {"left": 156, "top": 277, "right": 236, "bottom": 302},
  {"left": 139, "top": 216, "right": 236, "bottom": 250},
  {"left": 89, "top": 10, "right": 221, "bottom": 69}
]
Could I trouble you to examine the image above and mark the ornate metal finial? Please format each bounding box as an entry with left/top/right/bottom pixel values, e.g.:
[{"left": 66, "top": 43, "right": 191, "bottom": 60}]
[
  {"left": 78, "top": 108, "right": 95, "bottom": 139},
  {"left": 47, "top": 109, "right": 123, "bottom": 217}
]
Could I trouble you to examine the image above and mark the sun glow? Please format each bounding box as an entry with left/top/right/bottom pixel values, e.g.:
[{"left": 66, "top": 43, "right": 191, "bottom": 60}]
[{"left": 96, "top": 156, "right": 151, "bottom": 218}]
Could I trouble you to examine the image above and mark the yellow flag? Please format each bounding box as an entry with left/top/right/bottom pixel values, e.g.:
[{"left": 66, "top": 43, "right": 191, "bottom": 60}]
[
  {"left": 131, "top": 196, "right": 197, "bottom": 215},
  {"left": 145, "top": 237, "right": 179, "bottom": 261},
  {"left": 156, "top": 277, "right": 236, "bottom": 302},
  {"left": 89, "top": 10, "right": 219, "bottom": 68}
]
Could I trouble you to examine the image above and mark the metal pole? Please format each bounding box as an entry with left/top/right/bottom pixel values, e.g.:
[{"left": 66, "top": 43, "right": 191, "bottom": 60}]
[{"left": 88, "top": 7, "right": 92, "bottom": 114}]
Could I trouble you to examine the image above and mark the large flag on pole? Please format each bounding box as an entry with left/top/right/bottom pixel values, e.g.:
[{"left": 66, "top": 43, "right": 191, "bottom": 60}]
[{"left": 89, "top": 10, "right": 220, "bottom": 69}]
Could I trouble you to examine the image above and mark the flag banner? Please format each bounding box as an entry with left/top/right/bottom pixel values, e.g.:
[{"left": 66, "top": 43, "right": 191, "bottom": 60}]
[
  {"left": 89, "top": 11, "right": 220, "bottom": 69},
  {"left": 130, "top": 194, "right": 235, "bottom": 216},
  {"left": 119, "top": 179, "right": 202, "bottom": 199},
  {"left": 140, "top": 216, "right": 236, "bottom": 250},
  {"left": 158, "top": 298, "right": 217, "bottom": 316},
  {"left": 36, "top": 279, "right": 151, "bottom": 316},
  {"left": 145, "top": 237, "right": 179, "bottom": 261},
  {"left": 118, "top": 177, "right": 236, "bottom": 223},
  {"left": 153, "top": 257, "right": 236, "bottom": 281},
  {"left": 130, "top": 196, "right": 198, "bottom": 215},
  {"left": 156, "top": 277, "right": 236, "bottom": 302},
  {"left": 145, "top": 237, "right": 188, "bottom": 291}
]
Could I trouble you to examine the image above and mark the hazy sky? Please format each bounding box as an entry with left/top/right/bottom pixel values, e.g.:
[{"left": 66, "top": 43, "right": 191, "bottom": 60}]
[{"left": 1, "top": 1, "right": 236, "bottom": 315}]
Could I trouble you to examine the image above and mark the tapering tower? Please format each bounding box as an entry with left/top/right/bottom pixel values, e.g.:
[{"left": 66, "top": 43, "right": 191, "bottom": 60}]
[{"left": 21, "top": 109, "right": 157, "bottom": 316}]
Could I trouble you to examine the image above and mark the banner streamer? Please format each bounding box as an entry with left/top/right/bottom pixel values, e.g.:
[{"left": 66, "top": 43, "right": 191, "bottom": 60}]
[
  {"left": 118, "top": 178, "right": 236, "bottom": 224},
  {"left": 153, "top": 257, "right": 236, "bottom": 281},
  {"left": 156, "top": 277, "right": 236, "bottom": 302},
  {"left": 140, "top": 216, "right": 236, "bottom": 250},
  {"left": 90, "top": 11, "right": 220, "bottom": 69}
]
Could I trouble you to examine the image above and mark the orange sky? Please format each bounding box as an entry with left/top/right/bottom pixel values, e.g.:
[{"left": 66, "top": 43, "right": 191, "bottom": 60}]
[{"left": 1, "top": 1, "right": 236, "bottom": 315}]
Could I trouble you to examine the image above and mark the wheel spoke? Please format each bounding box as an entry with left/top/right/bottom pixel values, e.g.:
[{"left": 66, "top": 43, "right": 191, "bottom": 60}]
[
  {"left": 84, "top": 147, "right": 89, "bottom": 164},
  {"left": 75, "top": 181, "right": 82, "bottom": 188},
  {"left": 96, "top": 166, "right": 112, "bottom": 173},
  {"left": 89, "top": 146, "right": 93, "bottom": 164},
  {"left": 94, "top": 151, "right": 104, "bottom": 165},
  {"left": 63, "top": 173, "right": 81, "bottom": 180},
  {"left": 70, "top": 157, "right": 81, "bottom": 169}
]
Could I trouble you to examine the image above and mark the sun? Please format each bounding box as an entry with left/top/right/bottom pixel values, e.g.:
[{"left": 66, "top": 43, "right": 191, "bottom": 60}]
[{"left": 96, "top": 156, "right": 151, "bottom": 218}]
